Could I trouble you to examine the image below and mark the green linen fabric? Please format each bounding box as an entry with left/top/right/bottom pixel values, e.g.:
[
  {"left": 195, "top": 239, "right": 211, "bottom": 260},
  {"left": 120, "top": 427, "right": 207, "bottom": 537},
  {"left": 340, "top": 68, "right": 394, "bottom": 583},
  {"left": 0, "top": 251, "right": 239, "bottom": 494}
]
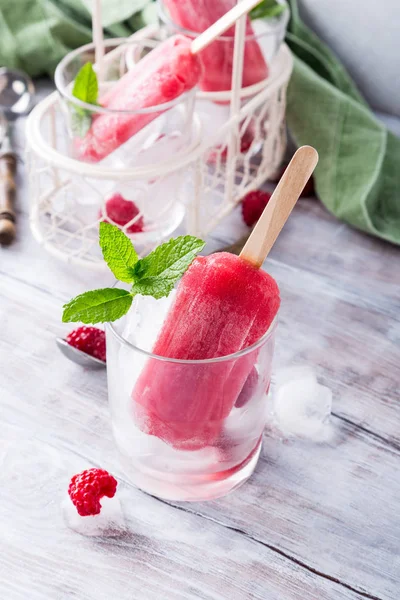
[
  {"left": 286, "top": 0, "right": 400, "bottom": 243},
  {"left": 0, "top": 0, "right": 155, "bottom": 77}
]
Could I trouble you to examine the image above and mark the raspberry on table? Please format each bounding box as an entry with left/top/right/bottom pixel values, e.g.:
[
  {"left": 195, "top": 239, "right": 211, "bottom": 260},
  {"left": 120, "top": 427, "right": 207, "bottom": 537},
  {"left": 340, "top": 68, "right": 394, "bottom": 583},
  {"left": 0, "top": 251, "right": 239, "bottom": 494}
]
[
  {"left": 241, "top": 190, "right": 271, "bottom": 227},
  {"left": 301, "top": 174, "right": 315, "bottom": 198},
  {"left": 100, "top": 192, "right": 144, "bottom": 233},
  {"left": 68, "top": 468, "right": 118, "bottom": 517},
  {"left": 66, "top": 326, "right": 106, "bottom": 363}
]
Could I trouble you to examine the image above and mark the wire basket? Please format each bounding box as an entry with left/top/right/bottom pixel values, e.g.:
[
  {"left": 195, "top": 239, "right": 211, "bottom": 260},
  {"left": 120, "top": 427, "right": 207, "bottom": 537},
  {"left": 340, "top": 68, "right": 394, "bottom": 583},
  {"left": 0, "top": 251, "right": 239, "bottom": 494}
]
[{"left": 26, "top": 24, "right": 292, "bottom": 269}]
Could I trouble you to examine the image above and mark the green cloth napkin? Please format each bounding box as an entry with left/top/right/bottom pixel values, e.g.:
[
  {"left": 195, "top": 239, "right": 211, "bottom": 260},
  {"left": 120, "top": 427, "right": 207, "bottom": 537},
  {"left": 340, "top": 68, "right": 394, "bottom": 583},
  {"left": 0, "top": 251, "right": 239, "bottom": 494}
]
[
  {"left": 1, "top": 0, "right": 398, "bottom": 243},
  {"left": 286, "top": 0, "right": 400, "bottom": 244},
  {"left": 0, "top": 0, "right": 156, "bottom": 77}
]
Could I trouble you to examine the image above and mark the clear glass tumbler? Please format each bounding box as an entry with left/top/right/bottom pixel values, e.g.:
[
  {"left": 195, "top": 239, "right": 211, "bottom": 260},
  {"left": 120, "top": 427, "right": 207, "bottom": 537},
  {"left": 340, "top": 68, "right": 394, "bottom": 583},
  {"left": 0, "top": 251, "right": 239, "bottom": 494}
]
[
  {"left": 106, "top": 294, "right": 277, "bottom": 501},
  {"left": 53, "top": 39, "right": 199, "bottom": 246},
  {"left": 54, "top": 39, "right": 196, "bottom": 167},
  {"left": 158, "top": 0, "right": 289, "bottom": 97}
]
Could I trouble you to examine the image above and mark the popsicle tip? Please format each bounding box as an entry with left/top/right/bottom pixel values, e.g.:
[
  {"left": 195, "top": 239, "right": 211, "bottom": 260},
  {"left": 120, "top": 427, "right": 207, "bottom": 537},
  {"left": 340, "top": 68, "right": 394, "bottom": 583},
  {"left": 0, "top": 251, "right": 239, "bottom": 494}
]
[{"left": 296, "top": 145, "right": 319, "bottom": 167}]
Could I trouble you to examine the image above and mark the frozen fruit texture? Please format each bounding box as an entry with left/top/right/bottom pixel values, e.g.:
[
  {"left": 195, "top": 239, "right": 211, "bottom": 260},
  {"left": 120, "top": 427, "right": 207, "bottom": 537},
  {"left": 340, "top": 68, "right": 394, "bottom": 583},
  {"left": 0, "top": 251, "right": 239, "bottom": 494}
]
[
  {"left": 241, "top": 190, "right": 271, "bottom": 227},
  {"left": 66, "top": 326, "right": 106, "bottom": 362},
  {"left": 68, "top": 468, "right": 117, "bottom": 517},
  {"left": 132, "top": 252, "right": 280, "bottom": 449},
  {"left": 235, "top": 366, "right": 259, "bottom": 408},
  {"left": 163, "top": 0, "right": 268, "bottom": 93},
  {"left": 76, "top": 35, "right": 202, "bottom": 162},
  {"left": 100, "top": 193, "right": 144, "bottom": 234}
]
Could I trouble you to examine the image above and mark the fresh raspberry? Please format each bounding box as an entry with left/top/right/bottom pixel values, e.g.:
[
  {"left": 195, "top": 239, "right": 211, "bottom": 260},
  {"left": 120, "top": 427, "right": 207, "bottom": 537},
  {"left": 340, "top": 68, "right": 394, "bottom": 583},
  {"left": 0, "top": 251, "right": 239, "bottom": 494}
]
[
  {"left": 66, "top": 326, "right": 106, "bottom": 362},
  {"left": 235, "top": 367, "right": 259, "bottom": 408},
  {"left": 100, "top": 193, "right": 144, "bottom": 233},
  {"left": 301, "top": 174, "right": 315, "bottom": 198},
  {"left": 241, "top": 190, "right": 271, "bottom": 227},
  {"left": 220, "top": 128, "right": 255, "bottom": 159},
  {"left": 68, "top": 468, "right": 118, "bottom": 517},
  {"left": 207, "top": 128, "right": 255, "bottom": 164}
]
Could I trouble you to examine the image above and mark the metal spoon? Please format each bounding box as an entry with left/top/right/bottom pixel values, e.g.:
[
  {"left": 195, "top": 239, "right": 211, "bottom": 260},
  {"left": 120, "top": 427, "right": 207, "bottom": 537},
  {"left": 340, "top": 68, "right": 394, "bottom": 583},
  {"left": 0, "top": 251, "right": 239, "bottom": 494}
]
[
  {"left": 0, "top": 68, "right": 35, "bottom": 121},
  {"left": 56, "top": 337, "right": 106, "bottom": 369},
  {"left": 0, "top": 68, "right": 35, "bottom": 245}
]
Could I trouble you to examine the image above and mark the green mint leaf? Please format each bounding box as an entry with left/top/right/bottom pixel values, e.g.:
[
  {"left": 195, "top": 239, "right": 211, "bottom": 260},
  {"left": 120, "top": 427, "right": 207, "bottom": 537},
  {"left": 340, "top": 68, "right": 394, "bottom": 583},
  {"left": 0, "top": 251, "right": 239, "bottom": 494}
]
[
  {"left": 131, "top": 235, "right": 205, "bottom": 299},
  {"left": 70, "top": 105, "right": 92, "bottom": 138},
  {"left": 62, "top": 288, "right": 133, "bottom": 324},
  {"left": 72, "top": 62, "right": 99, "bottom": 105},
  {"left": 99, "top": 222, "right": 139, "bottom": 283},
  {"left": 69, "top": 62, "right": 99, "bottom": 138},
  {"left": 250, "top": 0, "right": 286, "bottom": 20}
]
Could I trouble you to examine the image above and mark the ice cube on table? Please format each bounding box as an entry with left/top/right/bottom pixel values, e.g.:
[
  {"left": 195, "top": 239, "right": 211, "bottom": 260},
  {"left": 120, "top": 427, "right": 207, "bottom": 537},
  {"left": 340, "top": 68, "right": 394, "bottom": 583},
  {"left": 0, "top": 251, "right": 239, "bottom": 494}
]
[
  {"left": 272, "top": 367, "right": 332, "bottom": 441},
  {"left": 274, "top": 365, "right": 317, "bottom": 389},
  {"left": 62, "top": 494, "right": 126, "bottom": 537}
]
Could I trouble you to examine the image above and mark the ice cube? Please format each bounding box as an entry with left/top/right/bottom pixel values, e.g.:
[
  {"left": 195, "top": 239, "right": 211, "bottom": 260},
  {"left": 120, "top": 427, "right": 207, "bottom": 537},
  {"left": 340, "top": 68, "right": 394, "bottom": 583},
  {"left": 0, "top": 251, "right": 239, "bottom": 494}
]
[
  {"left": 110, "top": 293, "right": 175, "bottom": 413},
  {"left": 123, "top": 292, "right": 175, "bottom": 351},
  {"left": 62, "top": 494, "right": 126, "bottom": 537},
  {"left": 274, "top": 365, "right": 317, "bottom": 389},
  {"left": 97, "top": 116, "right": 166, "bottom": 170},
  {"left": 272, "top": 373, "right": 332, "bottom": 441}
]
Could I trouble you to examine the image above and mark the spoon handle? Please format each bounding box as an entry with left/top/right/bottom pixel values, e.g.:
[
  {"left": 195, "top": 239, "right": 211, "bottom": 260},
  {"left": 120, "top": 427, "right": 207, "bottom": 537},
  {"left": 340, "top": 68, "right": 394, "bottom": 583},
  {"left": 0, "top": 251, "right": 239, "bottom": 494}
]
[{"left": 0, "top": 149, "right": 17, "bottom": 246}]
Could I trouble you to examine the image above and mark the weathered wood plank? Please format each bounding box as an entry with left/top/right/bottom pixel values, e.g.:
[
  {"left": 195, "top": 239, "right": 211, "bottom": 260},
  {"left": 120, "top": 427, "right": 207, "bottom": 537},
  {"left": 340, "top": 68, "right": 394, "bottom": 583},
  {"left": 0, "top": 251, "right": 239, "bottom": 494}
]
[
  {"left": 171, "top": 423, "right": 400, "bottom": 600},
  {"left": 1, "top": 276, "right": 399, "bottom": 599},
  {"left": 1, "top": 80, "right": 398, "bottom": 599},
  {"left": 268, "top": 258, "right": 400, "bottom": 448},
  {"left": 211, "top": 198, "right": 400, "bottom": 316},
  {"left": 1, "top": 200, "right": 399, "bottom": 451},
  {"left": 272, "top": 198, "right": 400, "bottom": 311},
  {"left": 0, "top": 422, "right": 369, "bottom": 600}
]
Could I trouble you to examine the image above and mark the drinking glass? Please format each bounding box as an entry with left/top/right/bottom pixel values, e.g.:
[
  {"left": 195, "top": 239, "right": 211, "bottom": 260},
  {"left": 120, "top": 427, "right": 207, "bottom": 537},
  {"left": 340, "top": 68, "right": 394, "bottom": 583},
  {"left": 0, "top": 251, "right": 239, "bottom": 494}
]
[{"left": 106, "top": 293, "right": 277, "bottom": 501}]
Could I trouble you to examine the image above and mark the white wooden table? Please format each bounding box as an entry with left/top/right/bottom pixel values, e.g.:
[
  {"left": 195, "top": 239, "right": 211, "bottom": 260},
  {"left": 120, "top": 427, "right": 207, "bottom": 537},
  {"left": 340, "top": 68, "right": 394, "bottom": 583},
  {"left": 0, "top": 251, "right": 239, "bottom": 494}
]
[{"left": 1, "top": 83, "right": 399, "bottom": 600}]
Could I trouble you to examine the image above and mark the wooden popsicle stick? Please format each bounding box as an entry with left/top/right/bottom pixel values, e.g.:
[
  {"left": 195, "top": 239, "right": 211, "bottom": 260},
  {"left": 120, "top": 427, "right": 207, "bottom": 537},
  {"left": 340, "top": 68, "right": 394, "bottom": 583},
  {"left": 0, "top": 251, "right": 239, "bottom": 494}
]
[
  {"left": 239, "top": 146, "right": 319, "bottom": 268},
  {"left": 0, "top": 151, "right": 17, "bottom": 246},
  {"left": 191, "top": 0, "right": 262, "bottom": 54}
]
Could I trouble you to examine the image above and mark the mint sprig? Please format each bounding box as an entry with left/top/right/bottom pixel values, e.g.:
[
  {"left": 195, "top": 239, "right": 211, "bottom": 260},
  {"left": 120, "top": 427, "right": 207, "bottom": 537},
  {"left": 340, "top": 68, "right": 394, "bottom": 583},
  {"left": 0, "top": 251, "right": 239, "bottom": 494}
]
[
  {"left": 99, "top": 222, "right": 138, "bottom": 283},
  {"left": 62, "top": 225, "right": 205, "bottom": 324},
  {"left": 131, "top": 235, "right": 206, "bottom": 299},
  {"left": 72, "top": 62, "right": 99, "bottom": 105},
  {"left": 62, "top": 288, "right": 133, "bottom": 324},
  {"left": 250, "top": 0, "right": 286, "bottom": 20},
  {"left": 70, "top": 62, "right": 99, "bottom": 138}
]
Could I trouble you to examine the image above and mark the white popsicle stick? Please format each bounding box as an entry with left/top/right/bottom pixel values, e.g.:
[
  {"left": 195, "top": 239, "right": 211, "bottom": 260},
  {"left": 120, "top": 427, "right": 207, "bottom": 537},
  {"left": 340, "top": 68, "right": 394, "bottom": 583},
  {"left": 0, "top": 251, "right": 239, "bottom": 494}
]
[
  {"left": 191, "top": 0, "right": 263, "bottom": 54},
  {"left": 239, "top": 146, "right": 319, "bottom": 268},
  {"left": 92, "top": 0, "right": 105, "bottom": 82}
]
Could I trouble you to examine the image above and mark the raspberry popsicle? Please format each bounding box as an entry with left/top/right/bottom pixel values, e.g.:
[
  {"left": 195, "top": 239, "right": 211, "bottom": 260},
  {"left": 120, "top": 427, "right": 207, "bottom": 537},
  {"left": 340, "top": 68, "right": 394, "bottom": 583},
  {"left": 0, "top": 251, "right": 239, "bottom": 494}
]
[
  {"left": 76, "top": 35, "right": 201, "bottom": 162},
  {"left": 133, "top": 252, "right": 280, "bottom": 450},
  {"left": 132, "top": 146, "right": 319, "bottom": 450},
  {"left": 163, "top": 0, "right": 268, "bottom": 92},
  {"left": 76, "top": 0, "right": 264, "bottom": 161}
]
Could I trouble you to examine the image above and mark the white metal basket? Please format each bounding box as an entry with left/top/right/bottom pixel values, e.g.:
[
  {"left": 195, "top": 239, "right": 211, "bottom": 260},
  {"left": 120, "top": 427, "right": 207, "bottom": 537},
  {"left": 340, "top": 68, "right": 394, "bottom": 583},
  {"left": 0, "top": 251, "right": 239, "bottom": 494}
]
[{"left": 26, "top": 23, "right": 292, "bottom": 269}]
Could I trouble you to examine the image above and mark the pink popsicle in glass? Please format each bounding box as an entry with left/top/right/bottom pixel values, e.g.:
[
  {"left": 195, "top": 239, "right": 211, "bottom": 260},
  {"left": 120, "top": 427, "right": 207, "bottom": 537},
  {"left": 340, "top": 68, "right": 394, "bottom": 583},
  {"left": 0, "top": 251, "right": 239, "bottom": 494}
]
[
  {"left": 75, "top": 35, "right": 202, "bottom": 162},
  {"left": 132, "top": 252, "right": 280, "bottom": 450},
  {"left": 163, "top": 0, "right": 268, "bottom": 92}
]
